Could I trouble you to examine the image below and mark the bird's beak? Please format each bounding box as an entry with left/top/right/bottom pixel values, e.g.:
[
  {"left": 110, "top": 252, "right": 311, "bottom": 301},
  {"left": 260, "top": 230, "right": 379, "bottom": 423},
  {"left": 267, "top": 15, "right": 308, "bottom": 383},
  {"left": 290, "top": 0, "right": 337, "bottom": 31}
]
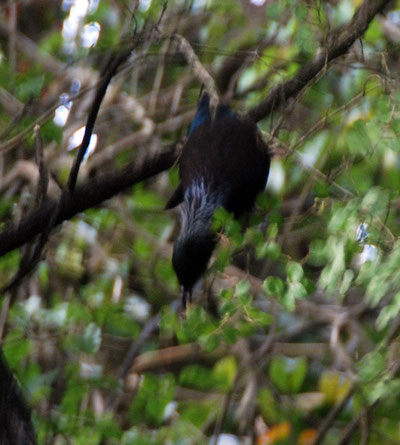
[{"left": 181, "top": 287, "right": 192, "bottom": 309}]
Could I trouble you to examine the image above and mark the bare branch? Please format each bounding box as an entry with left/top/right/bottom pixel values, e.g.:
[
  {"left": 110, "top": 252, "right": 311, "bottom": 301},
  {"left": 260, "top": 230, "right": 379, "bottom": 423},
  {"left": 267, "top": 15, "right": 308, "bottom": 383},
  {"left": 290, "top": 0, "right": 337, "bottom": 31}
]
[
  {"left": 33, "top": 125, "right": 48, "bottom": 205},
  {"left": 7, "top": 0, "right": 17, "bottom": 74},
  {"left": 172, "top": 34, "right": 219, "bottom": 108},
  {"left": 66, "top": 49, "right": 133, "bottom": 195},
  {"left": 311, "top": 385, "right": 356, "bottom": 445}
]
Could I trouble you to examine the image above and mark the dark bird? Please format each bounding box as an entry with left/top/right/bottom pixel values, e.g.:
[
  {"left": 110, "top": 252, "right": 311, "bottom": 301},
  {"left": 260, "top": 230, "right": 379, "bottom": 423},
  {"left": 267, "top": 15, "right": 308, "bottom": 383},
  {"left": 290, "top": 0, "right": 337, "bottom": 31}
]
[{"left": 166, "top": 94, "right": 270, "bottom": 307}]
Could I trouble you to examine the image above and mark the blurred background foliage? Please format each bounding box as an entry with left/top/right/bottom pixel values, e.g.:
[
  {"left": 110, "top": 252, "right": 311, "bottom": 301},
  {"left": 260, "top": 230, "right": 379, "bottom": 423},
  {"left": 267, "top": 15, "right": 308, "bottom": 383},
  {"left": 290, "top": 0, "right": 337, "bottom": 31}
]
[{"left": 1, "top": 0, "right": 400, "bottom": 444}]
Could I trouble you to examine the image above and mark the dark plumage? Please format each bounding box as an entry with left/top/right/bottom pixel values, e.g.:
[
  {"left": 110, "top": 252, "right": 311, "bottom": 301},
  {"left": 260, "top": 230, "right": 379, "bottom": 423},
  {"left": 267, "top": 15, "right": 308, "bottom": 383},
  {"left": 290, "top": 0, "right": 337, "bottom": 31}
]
[
  {"left": 0, "top": 352, "right": 36, "bottom": 445},
  {"left": 167, "top": 94, "right": 270, "bottom": 307}
]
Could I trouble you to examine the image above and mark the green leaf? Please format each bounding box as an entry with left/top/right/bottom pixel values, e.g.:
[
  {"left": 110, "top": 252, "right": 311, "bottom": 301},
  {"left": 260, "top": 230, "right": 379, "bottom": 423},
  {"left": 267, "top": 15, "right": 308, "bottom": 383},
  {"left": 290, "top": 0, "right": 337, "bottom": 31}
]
[
  {"left": 179, "top": 365, "right": 215, "bottom": 391},
  {"left": 235, "top": 279, "right": 251, "bottom": 298},
  {"left": 286, "top": 282, "right": 308, "bottom": 300},
  {"left": 175, "top": 306, "right": 217, "bottom": 344},
  {"left": 368, "top": 378, "right": 400, "bottom": 405},
  {"left": 347, "top": 119, "right": 372, "bottom": 155},
  {"left": 269, "top": 356, "right": 308, "bottom": 394},
  {"left": 257, "top": 240, "right": 281, "bottom": 260},
  {"left": 263, "top": 276, "right": 285, "bottom": 296},
  {"left": 266, "top": 2, "right": 285, "bottom": 20},
  {"left": 179, "top": 400, "right": 219, "bottom": 429},
  {"left": 375, "top": 96, "right": 391, "bottom": 123},
  {"left": 391, "top": 118, "right": 400, "bottom": 135},
  {"left": 80, "top": 323, "right": 102, "bottom": 354},
  {"left": 282, "top": 282, "right": 307, "bottom": 311},
  {"left": 376, "top": 292, "right": 400, "bottom": 330},
  {"left": 74, "top": 429, "right": 102, "bottom": 445},
  {"left": 365, "top": 275, "right": 390, "bottom": 307},
  {"left": 61, "top": 370, "right": 87, "bottom": 415},
  {"left": 212, "top": 207, "right": 232, "bottom": 231},
  {"left": 246, "top": 306, "right": 272, "bottom": 326},
  {"left": 257, "top": 388, "right": 281, "bottom": 423},
  {"left": 212, "top": 356, "right": 237, "bottom": 391},
  {"left": 213, "top": 246, "right": 233, "bottom": 271},
  {"left": 267, "top": 223, "right": 279, "bottom": 239},
  {"left": 361, "top": 186, "right": 389, "bottom": 216},
  {"left": 199, "top": 333, "right": 220, "bottom": 353},
  {"left": 286, "top": 261, "right": 304, "bottom": 282},
  {"left": 225, "top": 218, "right": 242, "bottom": 240},
  {"left": 357, "top": 351, "right": 386, "bottom": 384},
  {"left": 15, "top": 74, "right": 45, "bottom": 101},
  {"left": 295, "top": 4, "right": 307, "bottom": 19},
  {"left": 40, "top": 120, "right": 63, "bottom": 145},
  {"left": 130, "top": 373, "right": 175, "bottom": 426},
  {"left": 221, "top": 325, "right": 239, "bottom": 344},
  {"left": 3, "top": 335, "right": 32, "bottom": 368},
  {"left": 318, "top": 371, "right": 352, "bottom": 404},
  {"left": 295, "top": 23, "right": 316, "bottom": 56},
  {"left": 339, "top": 269, "right": 354, "bottom": 296},
  {"left": 220, "top": 288, "right": 234, "bottom": 300}
]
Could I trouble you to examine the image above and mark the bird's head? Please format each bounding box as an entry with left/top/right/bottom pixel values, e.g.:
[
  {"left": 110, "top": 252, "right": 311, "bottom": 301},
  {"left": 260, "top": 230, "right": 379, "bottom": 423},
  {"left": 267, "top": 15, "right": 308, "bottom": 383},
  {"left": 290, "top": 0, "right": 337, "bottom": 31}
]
[{"left": 172, "top": 230, "right": 216, "bottom": 307}]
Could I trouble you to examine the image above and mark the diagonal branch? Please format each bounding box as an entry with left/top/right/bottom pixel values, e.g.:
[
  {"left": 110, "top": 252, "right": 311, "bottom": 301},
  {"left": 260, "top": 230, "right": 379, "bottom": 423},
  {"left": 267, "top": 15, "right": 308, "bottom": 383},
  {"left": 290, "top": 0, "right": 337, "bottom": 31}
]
[
  {"left": 172, "top": 34, "right": 219, "bottom": 108},
  {"left": 249, "top": 0, "right": 390, "bottom": 122},
  {"left": 0, "top": 146, "right": 178, "bottom": 258},
  {"left": 66, "top": 49, "right": 133, "bottom": 195}
]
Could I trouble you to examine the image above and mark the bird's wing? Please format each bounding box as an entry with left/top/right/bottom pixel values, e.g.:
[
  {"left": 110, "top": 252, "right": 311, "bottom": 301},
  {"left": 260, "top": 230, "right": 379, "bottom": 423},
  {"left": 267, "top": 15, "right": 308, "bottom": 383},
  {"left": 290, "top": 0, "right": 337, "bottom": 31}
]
[
  {"left": 165, "top": 184, "right": 184, "bottom": 209},
  {"left": 188, "top": 93, "right": 211, "bottom": 135}
]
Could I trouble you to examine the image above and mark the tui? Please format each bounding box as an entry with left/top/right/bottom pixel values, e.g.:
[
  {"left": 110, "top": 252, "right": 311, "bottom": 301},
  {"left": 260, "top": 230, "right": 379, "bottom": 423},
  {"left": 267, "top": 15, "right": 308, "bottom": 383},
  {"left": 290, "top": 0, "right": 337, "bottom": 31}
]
[{"left": 166, "top": 94, "right": 270, "bottom": 307}]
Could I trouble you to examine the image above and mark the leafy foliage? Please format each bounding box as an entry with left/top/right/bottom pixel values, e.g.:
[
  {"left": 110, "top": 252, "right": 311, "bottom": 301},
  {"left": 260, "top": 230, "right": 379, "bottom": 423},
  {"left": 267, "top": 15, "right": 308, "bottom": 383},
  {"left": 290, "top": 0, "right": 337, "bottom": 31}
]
[{"left": 2, "top": 0, "right": 400, "bottom": 444}]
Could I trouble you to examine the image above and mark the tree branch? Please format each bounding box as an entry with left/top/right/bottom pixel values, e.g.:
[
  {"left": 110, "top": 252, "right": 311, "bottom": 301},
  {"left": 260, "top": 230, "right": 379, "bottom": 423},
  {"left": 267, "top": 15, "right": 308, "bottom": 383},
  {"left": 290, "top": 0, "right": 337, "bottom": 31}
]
[
  {"left": 172, "top": 34, "right": 219, "bottom": 108},
  {"left": 1, "top": 47, "right": 136, "bottom": 293},
  {"left": 0, "top": 146, "right": 178, "bottom": 258},
  {"left": 249, "top": 0, "right": 389, "bottom": 123},
  {"left": 0, "top": 0, "right": 388, "bottom": 262}
]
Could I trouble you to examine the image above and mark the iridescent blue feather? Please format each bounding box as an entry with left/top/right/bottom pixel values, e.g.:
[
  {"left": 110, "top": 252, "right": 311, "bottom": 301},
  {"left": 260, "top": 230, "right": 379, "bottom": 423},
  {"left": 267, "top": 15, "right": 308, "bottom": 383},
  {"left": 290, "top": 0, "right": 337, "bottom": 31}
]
[{"left": 188, "top": 94, "right": 211, "bottom": 135}]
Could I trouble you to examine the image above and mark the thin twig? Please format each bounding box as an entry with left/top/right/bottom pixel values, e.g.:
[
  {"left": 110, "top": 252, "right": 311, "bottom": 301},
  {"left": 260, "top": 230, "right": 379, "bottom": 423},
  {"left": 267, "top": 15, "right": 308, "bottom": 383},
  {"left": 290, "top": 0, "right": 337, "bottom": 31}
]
[
  {"left": 311, "top": 385, "right": 356, "bottom": 445},
  {"left": 33, "top": 125, "right": 49, "bottom": 205},
  {"left": 66, "top": 50, "right": 133, "bottom": 195},
  {"left": 7, "top": 0, "right": 17, "bottom": 74},
  {"left": 172, "top": 34, "right": 219, "bottom": 109}
]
